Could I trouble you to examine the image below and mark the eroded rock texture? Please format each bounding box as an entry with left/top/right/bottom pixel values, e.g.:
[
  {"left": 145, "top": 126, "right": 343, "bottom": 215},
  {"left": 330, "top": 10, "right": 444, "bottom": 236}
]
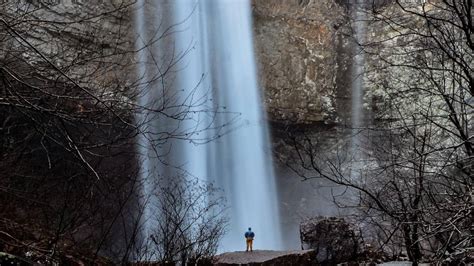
[
  {"left": 252, "top": 0, "right": 352, "bottom": 125},
  {"left": 300, "top": 217, "right": 360, "bottom": 263},
  {"left": 215, "top": 249, "right": 317, "bottom": 265}
]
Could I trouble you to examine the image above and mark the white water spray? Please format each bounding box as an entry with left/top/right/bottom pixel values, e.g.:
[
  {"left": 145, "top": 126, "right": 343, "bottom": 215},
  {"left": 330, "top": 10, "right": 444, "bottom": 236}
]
[
  {"left": 350, "top": 0, "right": 368, "bottom": 175},
  {"left": 134, "top": 0, "right": 282, "bottom": 252}
]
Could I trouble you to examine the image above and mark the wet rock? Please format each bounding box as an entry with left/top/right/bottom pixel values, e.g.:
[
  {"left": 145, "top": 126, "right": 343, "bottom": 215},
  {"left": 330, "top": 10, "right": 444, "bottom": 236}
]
[{"left": 300, "top": 217, "right": 360, "bottom": 264}]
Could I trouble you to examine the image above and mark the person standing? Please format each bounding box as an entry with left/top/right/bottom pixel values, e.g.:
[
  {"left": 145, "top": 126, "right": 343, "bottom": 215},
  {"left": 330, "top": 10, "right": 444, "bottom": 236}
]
[{"left": 244, "top": 227, "right": 255, "bottom": 252}]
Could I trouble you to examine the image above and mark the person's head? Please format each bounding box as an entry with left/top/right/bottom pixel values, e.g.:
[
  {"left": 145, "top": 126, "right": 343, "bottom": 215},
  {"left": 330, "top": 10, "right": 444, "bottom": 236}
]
[{"left": 248, "top": 227, "right": 251, "bottom": 231}]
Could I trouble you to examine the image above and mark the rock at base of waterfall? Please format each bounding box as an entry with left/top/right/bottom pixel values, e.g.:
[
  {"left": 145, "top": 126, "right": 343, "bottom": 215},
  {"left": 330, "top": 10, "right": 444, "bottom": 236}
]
[
  {"left": 300, "top": 217, "right": 361, "bottom": 263},
  {"left": 214, "top": 249, "right": 317, "bottom": 265}
]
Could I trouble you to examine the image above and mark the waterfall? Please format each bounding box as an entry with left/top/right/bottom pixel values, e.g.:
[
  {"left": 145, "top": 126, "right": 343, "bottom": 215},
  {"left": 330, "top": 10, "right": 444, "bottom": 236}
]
[
  {"left": 134, "top": 0, "right": 283, "bottom": 253},
  {"left": 350, "top": 0, "right": 367, "bottom": 177}
]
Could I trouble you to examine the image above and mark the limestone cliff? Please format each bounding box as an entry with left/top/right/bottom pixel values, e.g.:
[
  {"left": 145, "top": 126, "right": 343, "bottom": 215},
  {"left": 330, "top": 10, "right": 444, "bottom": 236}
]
[{"left": 252, "top": 0, "right": 352, "bottom": 125}]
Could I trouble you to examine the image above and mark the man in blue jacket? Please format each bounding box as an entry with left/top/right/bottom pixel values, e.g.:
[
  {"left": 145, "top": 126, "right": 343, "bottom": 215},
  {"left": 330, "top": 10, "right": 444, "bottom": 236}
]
[{"left": 244, "top": 227, "right": 255, "bottom": 252}]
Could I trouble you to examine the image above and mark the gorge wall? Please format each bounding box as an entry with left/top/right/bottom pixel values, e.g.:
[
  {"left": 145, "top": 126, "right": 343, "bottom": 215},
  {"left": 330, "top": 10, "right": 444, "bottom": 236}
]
[
  {"left": 2, "top": 0, "right": 360, "bottom": 252},
  {"left": 252, "top": 0, "right": 352, "bottom": 126},
  {"left": 251, "top": 0, "right": 357, "bottom": 249}
]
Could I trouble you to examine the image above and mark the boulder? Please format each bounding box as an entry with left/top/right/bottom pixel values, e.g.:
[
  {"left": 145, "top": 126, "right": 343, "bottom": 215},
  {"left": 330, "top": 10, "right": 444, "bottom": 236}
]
[{"left": 300, "top": 217, "right": 360, "bottom": 264}]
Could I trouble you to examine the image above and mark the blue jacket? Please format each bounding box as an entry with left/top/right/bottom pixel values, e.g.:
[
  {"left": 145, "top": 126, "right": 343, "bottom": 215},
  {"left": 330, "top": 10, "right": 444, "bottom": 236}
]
[{"left": 245, "top": 231, "right": 255, "bottom": 239}]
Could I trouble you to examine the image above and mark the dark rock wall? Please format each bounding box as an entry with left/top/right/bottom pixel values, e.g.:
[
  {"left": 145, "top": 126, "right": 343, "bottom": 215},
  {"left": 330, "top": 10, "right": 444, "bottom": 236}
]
[
  {"left": 252, "top": 0, "right": 352, "bottom": 125},
  {"left": 2, "top": 0, "right": 361, "bottom": 253},
  {"left": 251, "top": 0, "right": 357, "bottom": 250}
]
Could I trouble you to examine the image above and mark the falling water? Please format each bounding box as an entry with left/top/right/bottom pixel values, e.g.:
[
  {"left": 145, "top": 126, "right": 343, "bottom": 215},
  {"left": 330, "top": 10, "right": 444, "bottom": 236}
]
[
  {"left": 134, "top": 0, "right": 282, "bottom": 252},
  {"left": 350, "top": 0, "right": 367, "bottom": 176}
]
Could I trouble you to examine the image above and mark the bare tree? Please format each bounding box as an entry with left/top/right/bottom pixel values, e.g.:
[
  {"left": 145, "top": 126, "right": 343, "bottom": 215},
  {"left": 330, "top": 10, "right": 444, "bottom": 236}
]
[
  {"left": 281, "top": 0, "right": 473, "bottom": 264},
  {"left": 132, "top": 175, "right": 227, "bottom": 265},
  {"left": 0, "top": 1, "right": 227, "bottom": 264}
]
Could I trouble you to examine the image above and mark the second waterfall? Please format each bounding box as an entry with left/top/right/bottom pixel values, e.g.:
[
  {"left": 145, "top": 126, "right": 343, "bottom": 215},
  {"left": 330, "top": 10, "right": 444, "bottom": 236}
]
[{"left": 134, "top": 0, "right": 283, "bottom": 251}]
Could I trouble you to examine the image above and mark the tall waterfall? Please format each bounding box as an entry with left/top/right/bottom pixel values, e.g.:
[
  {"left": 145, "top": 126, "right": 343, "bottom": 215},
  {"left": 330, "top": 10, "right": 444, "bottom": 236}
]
[
  {"left": 350, "top": 0, "right": 367, "bottom": 175},
  {"left": 134, "top": 0, "right": 282, "bottom": 252}
]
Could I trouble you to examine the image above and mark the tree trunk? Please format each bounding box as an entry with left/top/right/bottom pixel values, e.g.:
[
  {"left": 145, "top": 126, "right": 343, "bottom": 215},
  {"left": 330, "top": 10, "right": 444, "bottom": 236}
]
[{"left": 402, "top": 224, "right": 422, "bottom": 265}]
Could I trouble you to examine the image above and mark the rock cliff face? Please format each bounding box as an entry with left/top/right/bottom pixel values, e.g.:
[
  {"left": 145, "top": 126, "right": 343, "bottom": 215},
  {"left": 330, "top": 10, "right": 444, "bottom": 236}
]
[
  {"left": 252, "top": 0, "right": 352, "bottom": 125},
  {"left": 251, "top": 1, "right": 358, "bottom": 249},
  {"left": 0, "top": 1, "right": 135, "bottom": 97}
]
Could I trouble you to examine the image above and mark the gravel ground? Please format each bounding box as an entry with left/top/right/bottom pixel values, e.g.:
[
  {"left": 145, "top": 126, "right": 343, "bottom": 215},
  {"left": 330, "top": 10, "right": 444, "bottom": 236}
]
[{"left": 215, "top": 250, "right": 313, "bottom": 264}]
